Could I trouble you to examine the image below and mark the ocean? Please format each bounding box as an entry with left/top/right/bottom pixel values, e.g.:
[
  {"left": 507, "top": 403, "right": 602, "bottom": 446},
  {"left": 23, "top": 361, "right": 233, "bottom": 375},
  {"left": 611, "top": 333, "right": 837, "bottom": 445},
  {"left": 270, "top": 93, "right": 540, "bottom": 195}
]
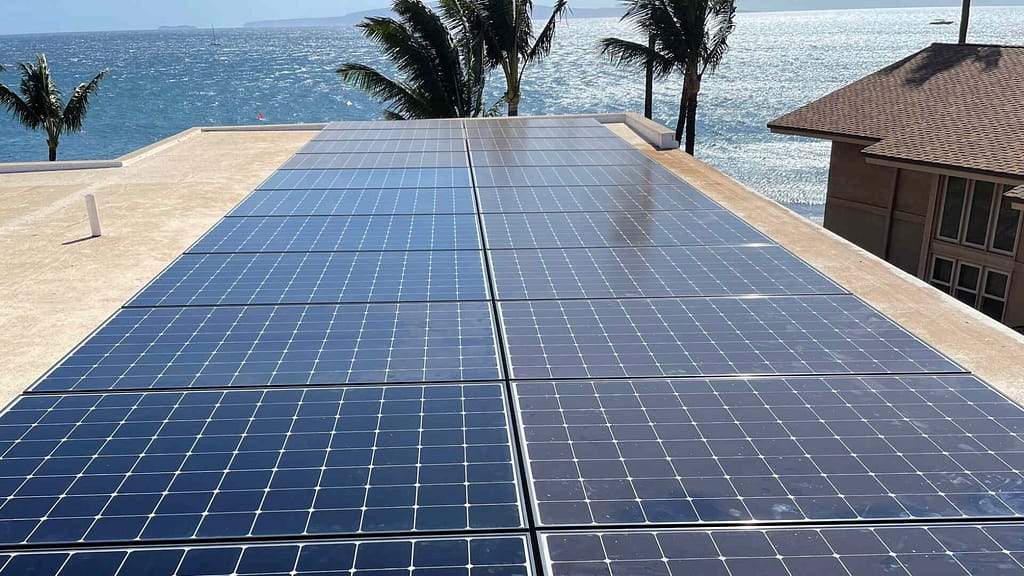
[{"left": 2, "top": 6, "right": 1023, "bottom": 218}]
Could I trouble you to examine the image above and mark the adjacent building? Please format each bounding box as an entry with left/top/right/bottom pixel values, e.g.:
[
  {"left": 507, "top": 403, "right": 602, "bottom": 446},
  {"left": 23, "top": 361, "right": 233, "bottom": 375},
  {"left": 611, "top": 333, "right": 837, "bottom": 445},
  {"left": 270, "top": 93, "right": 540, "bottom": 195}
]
[{"left": 769, "top": 43, "right": 1024, "bottom": 330}]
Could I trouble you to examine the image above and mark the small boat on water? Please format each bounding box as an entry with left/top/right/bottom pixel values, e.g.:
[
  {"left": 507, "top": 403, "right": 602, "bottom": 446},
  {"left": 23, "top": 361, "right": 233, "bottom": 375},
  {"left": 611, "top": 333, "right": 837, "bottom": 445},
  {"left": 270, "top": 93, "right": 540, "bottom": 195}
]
[
  {"left": 209, "top": 26, "right": 222, "bottom": 46},
  {"left": 929, "top": 19, "right": 955, "bottom": 25}
]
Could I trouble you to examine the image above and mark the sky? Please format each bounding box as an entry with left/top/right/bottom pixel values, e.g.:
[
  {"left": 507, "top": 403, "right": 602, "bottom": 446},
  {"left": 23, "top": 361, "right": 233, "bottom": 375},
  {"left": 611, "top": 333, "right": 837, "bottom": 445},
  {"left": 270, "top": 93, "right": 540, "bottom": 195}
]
[{"left": 0, "top": 0, "right": 1018, "bottom": 35}]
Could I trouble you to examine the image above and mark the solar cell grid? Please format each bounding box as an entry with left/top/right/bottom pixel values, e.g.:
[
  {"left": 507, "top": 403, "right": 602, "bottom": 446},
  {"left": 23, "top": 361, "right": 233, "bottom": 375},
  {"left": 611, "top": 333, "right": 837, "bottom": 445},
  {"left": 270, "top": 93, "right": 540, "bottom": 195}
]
[
  {"left": 299, "top": 138, "right": 467, "bottom": 154},
  {"left": 542, "top": 525, "right": 1024, "bottom": 576},
  {"left": 464, "top": 126, "right": 614, "bottom": 139},
  {"left": 313, "top": 128, "right": 465, "bottom": 141},
  {"left": 471, "top": 149, "right": 653, "bottom": 167},
  {"left": 324, "top": 119, "right": 464, "bottom": 130},
  {"left": 280, "top": 152, "right": 468, "bottom": 170},
  {"left": 517, "top": 375, "right": 1023, "bottom": 527},
  {"left": 499, "top": 296, "right": 962, "bottom": 380},
  {"left": 188, "top": 215, "right": 482, "bottom": 253},
  {"left": 227, "top": 188, "right": 477, "bottom": 217},
  {"left": 128, "top": 251, "right": 489, "bottom": 307},
  {"left": 468, "top": 137, "right": 636, "bottom": 151},
  {"left": 477, "top": 185, "right": 721, "bottom": 213},
  {"left": 259, "top": 168, "right": 472, "bottom": 190},
  {"left": 482, "top": 211, "right": 770, "bottom": 249},
  {"left": 488, "top": 246, "right": 846, "bottom": 300},
  {"left": 473, "top": 165, "right": 682, "bottom": 187},
  {"left": 32, "top": 302, "right": 501, "bottom": 392},
  {"left": 0, "top": 384, "right": 523, "bottom": 545},
  {"left": 0, "top": 535, "right": 533, "bottom": 576},
  {"left": 466, "top": 117, "right": 600, "bottom": 128}
]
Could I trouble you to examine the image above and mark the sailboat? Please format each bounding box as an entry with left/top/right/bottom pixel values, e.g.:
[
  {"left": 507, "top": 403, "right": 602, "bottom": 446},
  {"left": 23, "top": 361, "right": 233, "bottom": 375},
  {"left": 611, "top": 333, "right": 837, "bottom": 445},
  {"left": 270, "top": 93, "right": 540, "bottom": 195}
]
[{"left": 209, "top": 26, "right": 222, "bottom": 46}]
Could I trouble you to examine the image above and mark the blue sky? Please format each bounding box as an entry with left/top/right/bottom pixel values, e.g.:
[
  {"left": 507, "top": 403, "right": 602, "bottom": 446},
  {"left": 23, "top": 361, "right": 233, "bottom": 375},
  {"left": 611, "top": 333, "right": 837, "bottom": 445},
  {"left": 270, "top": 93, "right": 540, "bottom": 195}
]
[{"left": 0, "top": 0, "right": 1012, "bottom": 35}]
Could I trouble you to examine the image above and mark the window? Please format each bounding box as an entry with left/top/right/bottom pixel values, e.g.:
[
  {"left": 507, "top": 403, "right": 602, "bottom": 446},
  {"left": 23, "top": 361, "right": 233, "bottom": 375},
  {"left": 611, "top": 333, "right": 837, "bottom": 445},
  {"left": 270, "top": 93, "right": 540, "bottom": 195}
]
[
  {"left": 928, "top": 254, "right": 1012, "bottom": 321},
  {"left": 936, "top": 178, "right": 1022, "bottom": 255}
]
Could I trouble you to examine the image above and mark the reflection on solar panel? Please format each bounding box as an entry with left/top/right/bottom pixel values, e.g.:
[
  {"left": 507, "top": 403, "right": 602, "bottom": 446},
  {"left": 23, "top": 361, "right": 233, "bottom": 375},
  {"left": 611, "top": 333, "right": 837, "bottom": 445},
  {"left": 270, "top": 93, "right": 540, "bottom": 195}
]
[
  {"left": 129, "top": 251, "right": 488, "bottom": 306},
  {"left": 228, "top": 188, "right": 477, "bottom": 217},
  {"left": 33, "top": 303, "right": 501, "bottom": 392},
  {"left": 489, "top": 246, "right": 845, "bottom": 300},
  {"left": 0, "top": 536, "right": 533, "bottom": 576},
  {"left": 0, "top": 384, "right": 521, "bottom": 545},
  {"left": 5, "top": 116, "right": 1023, "bottom": 573},
  {"left": 189, "top": 215, "right": 482, "bottom": 253},
  {"left": 542, "top": 525, "right": 1024, "bottom": 576}
]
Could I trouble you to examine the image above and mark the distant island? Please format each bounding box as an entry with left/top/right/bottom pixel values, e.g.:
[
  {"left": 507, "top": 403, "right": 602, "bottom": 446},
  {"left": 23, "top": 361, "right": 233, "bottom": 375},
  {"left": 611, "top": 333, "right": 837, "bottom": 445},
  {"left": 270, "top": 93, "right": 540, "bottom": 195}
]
[
  {"left": 158, "top": 25, "right": 198, "bottom": 30},
  {"left": 244, "top": 6, "right": 623, "bottom": 28}
]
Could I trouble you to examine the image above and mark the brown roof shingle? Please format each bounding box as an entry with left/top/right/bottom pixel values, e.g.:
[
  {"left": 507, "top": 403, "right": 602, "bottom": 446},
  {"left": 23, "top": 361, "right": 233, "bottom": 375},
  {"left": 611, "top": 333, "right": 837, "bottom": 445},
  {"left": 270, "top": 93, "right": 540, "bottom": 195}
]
[{"left": 768, "top": 43, "right": 1024, "bottom": 181}]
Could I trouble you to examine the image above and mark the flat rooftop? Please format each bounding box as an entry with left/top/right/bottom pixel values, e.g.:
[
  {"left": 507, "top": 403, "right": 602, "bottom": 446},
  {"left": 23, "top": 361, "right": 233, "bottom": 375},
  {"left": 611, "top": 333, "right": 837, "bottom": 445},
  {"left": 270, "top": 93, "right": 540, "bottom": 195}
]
[{"left": 1, "top": 116, "right": 1023, "bottom": 574}]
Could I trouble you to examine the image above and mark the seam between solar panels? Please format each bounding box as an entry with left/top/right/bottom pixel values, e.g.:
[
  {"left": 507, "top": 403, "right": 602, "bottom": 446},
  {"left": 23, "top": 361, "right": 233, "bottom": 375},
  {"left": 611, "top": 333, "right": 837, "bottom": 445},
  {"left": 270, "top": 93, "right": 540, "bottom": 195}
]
[
  {"left": 525, "top": 515, "right": 1024, "bottom": 533},
  {"left": 463, "top": 120, "right": 545, "bottom": 576}
]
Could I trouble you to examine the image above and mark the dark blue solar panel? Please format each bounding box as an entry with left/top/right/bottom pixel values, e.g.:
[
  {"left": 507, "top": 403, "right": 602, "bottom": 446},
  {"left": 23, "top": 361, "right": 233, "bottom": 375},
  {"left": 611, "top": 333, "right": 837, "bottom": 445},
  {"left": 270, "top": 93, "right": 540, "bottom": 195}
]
[
  {"left": 465, "top": 126, "right": 614, "bottom": 139},
  {"left": 489, "top": 246, "right": 847, "bottom": 300},
  {"left": 500, "top": 296, "right": 962, "bottom": 379},
  {"left": 188, "top": 215, "right": 482, "bottom": 253},
  {"left": 32, "top": 303, "right": 501, "bottom": 392},
  {"left": 468, "top": 137, "right": 635, "bottom": 152},
  {"left": 473, "top": 165, "right": 680, "bottom": 187},
  {"left": 0, "top": 535, "right": 533, "bottom": 576},
  {"left": 471, "top": 149, "right": 652, "bottom": 167},
  {"left": 280, "top": 152, "right": 468, "bottom": 170},
  {"left": 300, "top": 138, "right": 467, "bottom": 154},
  {"left": 0, "top": 384, "right": 523, "bottom": 545},
  {"left": 129, "top": 251, "right": 488, "bottom": 307},
  {"left": 468, "top": 117, "right": 601, "bottom": 128},
  {"left": 259, "top": 168, "right": 471, "bottom": 190},
  {"left": 517, "top": 375, "right": 1024, "bottom": 527},
  {"left": 228, "top": 188, "right": 477, "bottom": 217},
  {"left": 477, "top": 185, "right": 721, "bottom": 213},
  {"left": 483, "top": 211, "right": 770, "bottom": 249},
  {"left": 542, "top": 525, "right": 1024, "bottom": 576}
]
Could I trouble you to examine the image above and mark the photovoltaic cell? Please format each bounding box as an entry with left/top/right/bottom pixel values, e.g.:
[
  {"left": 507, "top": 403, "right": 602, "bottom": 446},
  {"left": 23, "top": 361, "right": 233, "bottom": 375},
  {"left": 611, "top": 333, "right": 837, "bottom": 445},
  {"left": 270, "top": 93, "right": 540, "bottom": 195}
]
[
  {"left": 325, "top": 119, "right": 464, "bottom": 130},
  {"left": 280, "top": 152, "right": 468, "bottom": 170},
  {"left": 128, "top": 251, "right": 489, "bottom": 307},
  {"left": 542, "top": 525, "right": 1024, "bottom": 576},
  {"left": 471, "top": 149, "right": 652, "bottom": 167},
  {"left": 464, "top": 126, "right": 614, "bottom": 139},
  {"left": 488, "top": 246, "right": 846, "bottom": 300},
  {"left": 312, "top": 128, "right": 465, "bottom": 141},
  {"left": 499, "top": 296, "right": 962, "bottom": 380},
  {"left": 32, "top": 302, "right": 501, "bottom": 392},
  {"left": 516, "top": 375, "right": 1024, "bottom": 527},
  {"left": 259, "top": 168, "right": 471, "bottom": 190},
  {"left": 299, "top": 138, "right": 467, "bottom": 154},
  {"left": 0, "top": 384, "right": 523, "bottom": 545},
  {"left": 473, "top": 165, "right": 681, "bottom": 187},
  {"left": 188, "top": 215, "right": 482, "bottom": 253},
  {"left": 0, "top": 535, "right": 533, "bottom": 576},
  {"left": 477, "top": 185, "right": 721, "bottom": 213},
  {"left": 482, "top": 211, "right": 770, "bottom": 249},
  {"left": 467, "top": 117, "right": 600, "bottom": 128},
  {"left": 468, "top": 137, "right": 635, "bottom": 152},
  {"left": 227, "top": 188, "right": 477, "bottom": 217}
]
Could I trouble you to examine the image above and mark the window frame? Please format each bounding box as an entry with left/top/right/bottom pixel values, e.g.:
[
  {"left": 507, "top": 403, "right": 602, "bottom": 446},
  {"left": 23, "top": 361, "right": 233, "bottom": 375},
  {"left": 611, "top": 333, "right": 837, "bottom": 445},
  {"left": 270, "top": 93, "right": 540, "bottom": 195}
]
[
  {"left": 928, "top": 253, "right": 1013, "bottom": 322},
  {"left": 936, "top": 177, "right": 969, "bottom": 243},
  {"left": 980, "top": 268, "right": 1011, "bottom": 321},
  {"left": 928, "top": 255, "right": 955, "bottom": 294},
  {"left": 988, "top": 185, "right": 1023, "bottom": 256},
  {"left": 935, "top": 177, "right": 1022, "bottom": 257}
]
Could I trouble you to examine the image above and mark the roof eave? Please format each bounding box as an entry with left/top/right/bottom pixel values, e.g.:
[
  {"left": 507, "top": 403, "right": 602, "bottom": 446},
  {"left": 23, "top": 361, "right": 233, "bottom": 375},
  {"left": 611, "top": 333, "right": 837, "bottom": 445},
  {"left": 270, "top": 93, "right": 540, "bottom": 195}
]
[
  {"left": 862, "top": 152, "right": 1024, "bottom": 186},
  {"left": 767, "top": 124, "right": 879, "bottom": 146}
]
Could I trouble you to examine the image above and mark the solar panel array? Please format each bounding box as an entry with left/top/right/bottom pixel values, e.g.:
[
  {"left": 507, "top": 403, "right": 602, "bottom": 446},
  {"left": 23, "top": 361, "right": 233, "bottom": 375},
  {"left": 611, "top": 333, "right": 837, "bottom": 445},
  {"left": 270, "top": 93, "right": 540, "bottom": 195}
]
[{"left": 3, "top": 116, "right": 1023, "bottom": 574}]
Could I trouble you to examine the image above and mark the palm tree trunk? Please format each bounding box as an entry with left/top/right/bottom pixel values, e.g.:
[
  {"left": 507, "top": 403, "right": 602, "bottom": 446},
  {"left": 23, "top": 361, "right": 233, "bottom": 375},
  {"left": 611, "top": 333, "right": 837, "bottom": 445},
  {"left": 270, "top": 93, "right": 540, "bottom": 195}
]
[
  {"left": 47, "top": 138, "right": 57, "bottom": 162},
  {"left": 644, "top": 33, "right": 655, "bottom": 119},
  {"left": 674, "top": 86, "right": 688, "bottom": 144},
  {"left": 959, "top": 0, "right": 971, "bottom": 44},
  {"left": 684, "top": 91, "right": 698, "bottom": 155}
]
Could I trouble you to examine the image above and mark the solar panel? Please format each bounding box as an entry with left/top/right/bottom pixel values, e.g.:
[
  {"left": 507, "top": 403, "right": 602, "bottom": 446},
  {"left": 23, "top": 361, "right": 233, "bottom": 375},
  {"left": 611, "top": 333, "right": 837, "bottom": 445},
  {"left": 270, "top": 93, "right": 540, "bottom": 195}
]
[
  {"left": 467, "top": 117, "right": 600, "bottom": 128},
  {"left": 259, "top": 168, "right": 472, "bottom": 190},
  {"left": 299, "top": 138, "right": 467, "bottom": 154},
  {"left": 0, "top": 535, "right": 533, "bottom": 576},
  {"left": 477, "top": 185, "right": 721, "bottom": 213},
  {"left": 473, "top": 165, "right": 682, "bottom": 187},
  {"left": 280, "top": 152, "right": 469, "bottom": 170},
  {"left": 325, "top": 119, "right": 464, "bottom": 130},
  {"left": 128, "top": 251, "right": 488, "bottom": 307},
  {"left": 516, "top": 375, "right": 1024, "bottom": 527},
  {"left": 541, "top": 525, "right": 1024, "bottom": 576},
  {"left": 227, "top": 188, "right": 477, "bottom": 217},
  {"left": 488, "top": 246, "right": 847, "bottom": 300},
  {"left": 482, "top": 211, "right": 770, "bottom": 249},
  {"left": 468, "top": 137, "right": 636, "bottom": 152},
  {"left": 0, "top": 384, "right": 523, "bottom": 545},
  {"left": 313, "top": 128, "right": 465, "bottom": 141},
  {"left": 32, "top": 302, "right": 501, "bottom": 392},
  {"left": 471, "top": 149, "right": 652, "bottom": 167},
  {"left": 464, "top": 126, "right": 614, "bottom": 139},
  {"left": 188, "top": 215, "right": 482, "bottom": 253},
  {"left": 499, "top": 296, "right": 962, "bottom": 380}
]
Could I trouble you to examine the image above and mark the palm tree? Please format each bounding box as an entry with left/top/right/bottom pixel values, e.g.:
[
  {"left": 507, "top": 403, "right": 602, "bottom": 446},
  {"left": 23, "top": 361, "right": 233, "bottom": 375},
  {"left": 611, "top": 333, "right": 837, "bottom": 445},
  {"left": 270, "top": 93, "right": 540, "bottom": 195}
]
[
  {"left": 959, "top": 0, "right": 971, "bottom": 44},
  {"left": 0, "top": 54, "right": 108, "bottom": 161},
  {"left": 337, "top": 0, "right": 487, "bottom": 119},
  {"left": 600, "top": 0, "right": 736, "bottom": 154},
  {"left": 605, "top": 0, "right": 656, "bottom": 119},
  {"left": 456, "top": 0, "right": 569, "bottom": 116}
]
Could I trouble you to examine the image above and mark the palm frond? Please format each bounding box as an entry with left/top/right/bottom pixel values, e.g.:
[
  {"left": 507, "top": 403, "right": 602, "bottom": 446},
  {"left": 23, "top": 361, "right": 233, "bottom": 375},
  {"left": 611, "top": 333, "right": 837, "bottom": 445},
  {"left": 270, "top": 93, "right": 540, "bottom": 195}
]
[
  {"left": 599, "top": 37, "right": 675, "bottom": 78},
  {"left": 526, "top": 0, "right": 568, "bottom": 64},
  {"left": 18, "top": 55, "right": 64, "bottom": 132},
  {"left": 701, "top": 0, "right": 736, "bottom": 74},
  {"left": 0, "top": 82, "right": 39, "bottom": 129},
  {"left": 337, "top": 62, "right": 434, "bottom": 120},
  {"left": 62, "top": 68, "right": 108, "bottom": 133}
]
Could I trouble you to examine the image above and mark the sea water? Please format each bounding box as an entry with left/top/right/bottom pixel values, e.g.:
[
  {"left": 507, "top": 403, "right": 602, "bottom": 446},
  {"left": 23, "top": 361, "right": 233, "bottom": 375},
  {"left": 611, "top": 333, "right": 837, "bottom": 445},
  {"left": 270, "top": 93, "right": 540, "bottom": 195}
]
[{"left": 2, "top": 6, "right": 1023, "bottom": 218}]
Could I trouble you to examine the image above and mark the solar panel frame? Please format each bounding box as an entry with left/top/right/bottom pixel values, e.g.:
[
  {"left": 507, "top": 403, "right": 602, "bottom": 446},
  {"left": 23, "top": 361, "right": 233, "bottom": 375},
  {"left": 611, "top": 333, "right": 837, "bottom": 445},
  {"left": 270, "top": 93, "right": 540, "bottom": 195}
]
[
  {"left": 258, "top": 168, "right": 472, "bottom": 190},
  {"left": 127, "top": 251, "right": 490, "bottom": 307},
  {"left": 227, "top": 188, "right": 478, "bottom": 217},
  {"left": 476, "top": 185, "right": 722, "bottom": 213},
  {"left": 31, "top": 302, "right": 503, "bottom": 392},
  {"left": 187, "top": 215, "right": 483, "bottom": 253},
  {"left": 0, "top": 534, "right": 534, "bottom": 576},
  {"left": 0, "top": 383, "right": 525, "bottom": 545},
  {"left": 540, "top": 524, "right": 1024, "bottom": 576}
]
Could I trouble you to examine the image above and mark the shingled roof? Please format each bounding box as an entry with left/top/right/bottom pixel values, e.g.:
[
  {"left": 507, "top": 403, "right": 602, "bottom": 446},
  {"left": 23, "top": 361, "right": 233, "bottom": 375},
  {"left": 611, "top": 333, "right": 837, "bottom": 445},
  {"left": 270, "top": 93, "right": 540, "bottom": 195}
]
[{"left": 768, "top": 43, "right": 1024, "bottom": 182}]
